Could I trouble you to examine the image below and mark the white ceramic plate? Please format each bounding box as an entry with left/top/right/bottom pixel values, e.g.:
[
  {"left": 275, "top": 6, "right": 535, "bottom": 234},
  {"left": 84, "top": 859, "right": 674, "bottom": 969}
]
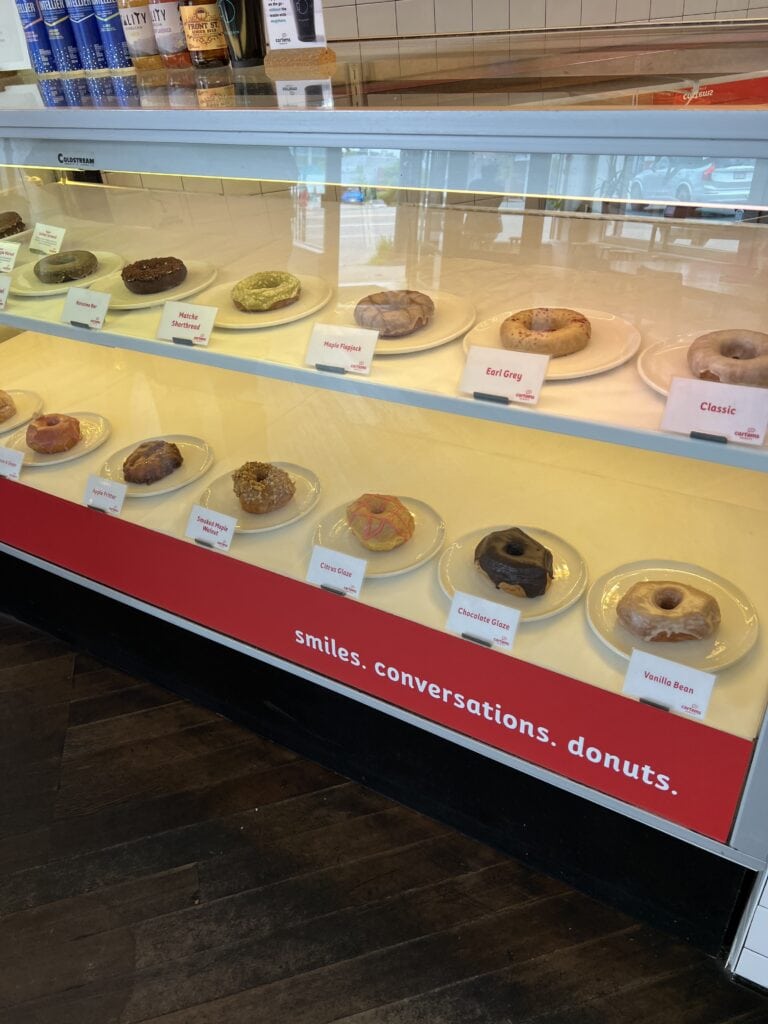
[
  {"left": 94, "top": 260, "right": 217, "bottom": 310},
  {"left": 438, "top": 525, "right": 588, "bottom": 622},
  {"left": 203, "top": 275, "right": 333, "bottom": 329},
  {"left": 313, "top": 497, "right": 445, "bottom": 577},
  {"left": 326, "top": 287, "right": 476, "bottom": 355},
  {"left": 5, "top": 412, "right": 110, "bottom": 466},
  {"left": 0, "top": 390, "right": 43, "bottom": 435},
  {"left": 463, "top": 307, "right": 641, "bottom": 380},
  {"left": 10, "top": 251, "right": 123, "bottom": 297},
  {"left": 199, "top": 462, "right": 321, "bottom": 533},
  {"left": 100, "top": 434, "right": 214, "bottom": 498},
  {"left": 637, "top": 340, "right": 696, "bottom": 396},
  {"left": 586, "top": 559, "right": 758, "bottom": 671}
]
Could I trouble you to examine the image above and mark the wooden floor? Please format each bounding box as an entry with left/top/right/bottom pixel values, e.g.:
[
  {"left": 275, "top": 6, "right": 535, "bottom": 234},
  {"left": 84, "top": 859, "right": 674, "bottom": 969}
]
[{"left": 1, "top": 614, "right": 768, "bottom": 1024}]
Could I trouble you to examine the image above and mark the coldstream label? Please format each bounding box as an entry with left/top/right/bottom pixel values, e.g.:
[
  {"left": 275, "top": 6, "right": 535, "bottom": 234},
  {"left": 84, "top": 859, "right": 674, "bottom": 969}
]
[{"left": 180, "top": 4, "right": 225, "bottom": 50}]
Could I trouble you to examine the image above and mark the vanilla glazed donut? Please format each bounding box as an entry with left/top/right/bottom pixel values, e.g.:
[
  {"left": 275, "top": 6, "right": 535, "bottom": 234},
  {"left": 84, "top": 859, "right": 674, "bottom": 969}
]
[
  {"left": 34, "top": 250, "right": 98, "bottom": 284},
  {"left": 616, "top": 580, "right": 721, "bottom": 643},
  {"left": 500, "top": 307, "right": 591, "bottom": 357},
  {"left": 687, "top": 330, "right": 768, "bottom": 388},
  {"left": 346, "top": 494, "right": 415, "bottom": 551},
  {"left": 26, "top": 413, "right": 81, "bottom": 454},
  {"left": 232, "top": 461, "right": 295, "bottom": 514},
  {"left": 231, "top": 271, "right": 301, "bottom": 312},
  {"left": 354, "top": 290, "right": 434, "bottom": 338}
]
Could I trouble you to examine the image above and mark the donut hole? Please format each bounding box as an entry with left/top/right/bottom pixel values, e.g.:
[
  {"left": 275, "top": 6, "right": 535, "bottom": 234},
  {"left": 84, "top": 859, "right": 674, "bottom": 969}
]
[
  {"left": 530, "top": 311, "right": 556, "bottom": 333},
  {"left": 255, "top": 465, "right": 269, "bottom": 482},
  {"left": 722, "top": 340, "right": 756, "bottom": 361},
  {"left": 654, "top": 587, "right": 683, "bottom": 611},
  {"left": 370, "top": 501, "right": 387, "bottom": 515},
  {"left": 505, "top": 541, "right": 525, "bottom": 557}
]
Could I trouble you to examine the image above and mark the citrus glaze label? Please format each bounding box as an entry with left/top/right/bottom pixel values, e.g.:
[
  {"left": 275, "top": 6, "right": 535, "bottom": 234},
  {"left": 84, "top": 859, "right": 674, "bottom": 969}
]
[{"left": 180, "top": 4, "right": 225, "bottom": 50}]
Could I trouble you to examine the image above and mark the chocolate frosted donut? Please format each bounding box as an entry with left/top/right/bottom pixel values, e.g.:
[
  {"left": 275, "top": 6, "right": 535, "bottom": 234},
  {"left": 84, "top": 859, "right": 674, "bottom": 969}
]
[
  {"left": 34, "top": 250, "right": 98, "bottom": 284},
  {"left": 0, "top": 212, "right": 24, "bottom": 239},
  {"left": 121, "top": 257, "right": 187, "bottom": 295},
  {"left": 123, "top": 439, "right": 183, "bottom": 484},
  {"left": 354, "top": 290, "right": 434, "bottom": 338},
  {"left": 475, "top": 527, "right": 553, "bottom": 598}
]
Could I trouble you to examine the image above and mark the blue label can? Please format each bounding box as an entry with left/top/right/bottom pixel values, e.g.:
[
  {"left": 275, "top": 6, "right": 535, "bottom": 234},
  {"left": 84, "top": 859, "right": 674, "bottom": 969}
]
[
  {"left": 92, "top": 0, "right": 132, "bottom": 68},
  {"left": 111, "top": 72, "right": 140, "bottom": 105},
  {"left": 14, "top": 0, "right": 57, "bottom": 74},
  {"left": 60, "top": 74, "right": 92, "bottom": 105},
  {"left": 86, "top": 74, "right": 117, "bottom": 105},
  {"left": 38, "top": 0, "right": 82, "bottom": 71},
  {"left": 37, "top": 77, "right": 69, "bottom": 106},
  {"left": 64, "top": 0, "right": 107, "bottom": 68}
]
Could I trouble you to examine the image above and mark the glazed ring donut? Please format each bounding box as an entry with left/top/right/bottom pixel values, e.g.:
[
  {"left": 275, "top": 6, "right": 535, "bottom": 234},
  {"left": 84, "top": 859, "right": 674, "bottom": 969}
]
[
  {"left": 500, "top": 307, "right": 591, "bottom": 357},
  {"left": 0, "top": 389, "right": 17, "bottom": 424},
  {"left": 121, "top": 257, "right": 187, "bottom": 295},
  {"left": 354, "top": 290, "right": 435, "bottom": 338},
  {"left": 231, "top": 271, "right": 301, "bottom": 312},
  {"left": 687, "top": 330, "right": 768, "bottom": 388},
  {"left": 346, "top": 493, "right": 415, "bottom": 551},
  {"left": 474, "top": 527, "right": 553, "bottom": 598},
  {"left": 26, "top": 413, "right": 81, "bottom": 454},
  {"left": 616, "top": 580, "right": 721, "bottom": 643},
  {"left": 34, "top": 250, "right": 98, "bottom": 284},
  {"left": 232, "top": 461, "right": 296, "bottom": 513}
]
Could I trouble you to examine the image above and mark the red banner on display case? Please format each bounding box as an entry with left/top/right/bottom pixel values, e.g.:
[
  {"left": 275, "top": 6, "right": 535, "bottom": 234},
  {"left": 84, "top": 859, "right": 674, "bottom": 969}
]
[{"left": 0, "top": 479, "right": 753, "bottom": 844}]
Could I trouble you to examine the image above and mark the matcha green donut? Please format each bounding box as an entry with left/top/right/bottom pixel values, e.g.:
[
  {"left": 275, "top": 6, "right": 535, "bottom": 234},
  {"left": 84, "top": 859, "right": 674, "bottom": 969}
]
[{"left": 231, "top": 271, "right": 301, "bottom": 312}]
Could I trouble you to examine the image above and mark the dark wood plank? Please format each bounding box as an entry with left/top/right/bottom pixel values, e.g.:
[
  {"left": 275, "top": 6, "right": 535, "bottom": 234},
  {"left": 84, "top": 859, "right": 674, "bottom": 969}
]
[
  {"left": 61, "top": 700, "right": 214, "bottom": 761},
  {"left": 67, "top": 682, "right": 179, "bottom": 727}
]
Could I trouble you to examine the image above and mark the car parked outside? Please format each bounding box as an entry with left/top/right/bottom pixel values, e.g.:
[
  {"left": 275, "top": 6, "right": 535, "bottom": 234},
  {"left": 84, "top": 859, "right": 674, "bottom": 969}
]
[{"left": 628, "top": 156, "right": 755, "bottom": 208}]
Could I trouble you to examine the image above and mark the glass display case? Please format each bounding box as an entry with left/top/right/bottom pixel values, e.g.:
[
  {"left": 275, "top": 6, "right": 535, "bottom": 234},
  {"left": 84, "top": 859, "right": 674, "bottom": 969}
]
[{"left": 0, "top": 24, "right": 767, "bottom": 909}]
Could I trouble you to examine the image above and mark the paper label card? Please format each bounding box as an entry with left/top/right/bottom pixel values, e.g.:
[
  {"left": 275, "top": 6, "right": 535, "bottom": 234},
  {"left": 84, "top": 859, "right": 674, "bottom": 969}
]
[
  {"left": 276, "top": 79, "right": 333, "bottom": 109},
  {"left": 306, "top": 544, "right": 366, "bottom": 598},
  {"left": 263, "top": 0, "right": 328, "bottom": 49},
  {"left": 30, "top": 222, "right": 65, "bottom": 255},
  {"left": 0, "top": 241, "right": 21, "bottom": 272},
  {"left": 305, "top": 323, "right": 378, "bottom": 375},
  {"left": 460, "top": 345, "right": 549, "bottom": 405},
  {"left": 84, "top": 474, "right": 126, "bottom": 515},
  {"left": 0, "top": 446, "right": 23, "bottom": 480},
  {"left": 63, "top": 287, "right": 110, "bottom": 330},
  {"left": 157, "top": 301, "right": 217, "bottom": 347},
  {"left": 0, "top": 273, "right": 11, "bottom": 311},
  {"left": 623, "top": 648, "right": 716, "bottom": 720},
  {"left": 185, "top": 504, "right": 237, "bottom": 552},
  {"left": 446, "top": 590, "right": 521, "bottom": 651},
  {"left": 662, "top": 377, "right": 768, "bottom": 446}
]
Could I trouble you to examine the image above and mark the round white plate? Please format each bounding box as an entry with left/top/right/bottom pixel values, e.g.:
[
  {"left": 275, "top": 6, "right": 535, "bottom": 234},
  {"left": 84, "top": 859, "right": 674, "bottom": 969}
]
[
  {"left": 94, "top": 260, "right": 217, "bottom": 310},
  {"left": 0, "top": 390, "right": 43, "bottom": 435},
  {"left": 203, "top": 275, "right": 333, "bottom": 329},
  {"left": 5, "top": 412, "right": 111, "bottom": 466},
  {"left": 326, "top": 287, "right": 476, "bottom": 355},
  {"left": 586, "top": 560, "right": 758, "bottom": 671},
  {"left": 314, "top": 497, "right": 445, "bottom": 577},
  {"left": 637, "top": 340, "right": 695, "bottom": 396},
  {"left": 10, "top": 251, "right": 123, "bottom": 297},
  {"left": 463, "top": 307, "right": 641, "bottom": 380},
  {"left": 100, "top": 435, "right": 214, "bottom": 498},
  {"left": 438, "top": 525, "right": 588, "bottom": 622},
  {"left": 199, "top": 462, "right": 321, "bottom": 533}
]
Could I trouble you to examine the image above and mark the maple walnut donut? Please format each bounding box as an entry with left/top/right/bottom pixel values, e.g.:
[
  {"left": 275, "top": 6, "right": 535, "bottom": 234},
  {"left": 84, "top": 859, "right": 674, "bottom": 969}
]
[
  {"left": 232, "top": 461, "right": 295, "bottom": 514},
  {"left": 26, "top": 413, "right": 81, "bottom": 454},
  {"left": 231, "top": 271, "right": 301, "bottom": 312},
  {"left": 354, "top": 290, "right": 435, "bottom": 338},
  {"left": 346, "top": 494, "right": 415, "bottom": 551},
  {"left": 474, "top": 527, "right": 554, "bottom": 598},
  {"left": 616, "top": 580, "right": 721, "bottom": 643},
  {"left": 500, "top": 307, "right": 591, "bottom": 357},
  {"left": 0, "top": 390, "right": 17, "bottom": 424},
  {"left": 121, "top": 257, "right": 187, "bottom": 295},
  {"left": 687, "top": 330, "right": 768, "bottom": 388},
  {"left": 34, "top": 250, "right": 97, "bottom": 284},
  {"left": 123, "top": 440, "right": 183, "bottom": 484}
]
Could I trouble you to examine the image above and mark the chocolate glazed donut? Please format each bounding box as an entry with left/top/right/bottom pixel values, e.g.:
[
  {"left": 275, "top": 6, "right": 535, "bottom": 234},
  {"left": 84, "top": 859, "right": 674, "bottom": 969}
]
[{"left": 475, "top": 527, "right": 554, "bottom": 598}]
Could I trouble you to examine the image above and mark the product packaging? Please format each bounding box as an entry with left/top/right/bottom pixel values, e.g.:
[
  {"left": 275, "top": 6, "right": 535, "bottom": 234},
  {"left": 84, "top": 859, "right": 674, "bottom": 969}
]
[
  {"left": 38, "top": 0, "right": 83, "bottom": 71},
  {"left": 92, "top": 0, "right": 134, "bottom": 67},
  {"left": 13, "top": 0, "right": 57, "bottom": 74},
  {"left": 64, "top": 0, "right": 108, "bottom": 69}
]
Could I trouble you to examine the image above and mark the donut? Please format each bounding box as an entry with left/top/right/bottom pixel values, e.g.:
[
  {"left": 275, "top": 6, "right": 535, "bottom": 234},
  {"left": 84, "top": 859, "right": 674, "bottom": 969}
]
[
  {"left": 500, "top": 307, "right": 591, "bottom": 357},
  {"left": 354, "top": 290, "right": 434, "bottom": 338},
  {"left": 687, "top": 330, "right": 768, "bottom": 388},
  {"left": 474, "top": 528, "right": 553, "bottom": 598},
  {"left": 34, "top": 250, "right": 98, "bottom": 284},
  {"left": 0, "top": 390, "right": 16, "bottom": 424},
  {"left": 123, "top": 440, "right": 183, "bottom": 484},
  {"left": 121, "top": 257, "right": 187, "bottom": 295},
  {"left": 26, "top": 413, "right": 81, "bottom": 454},
  {"left": 232, "top": 461, "right": 295, "bottom": 513},
  {"left": 346, "top": 494, "right": 415, "bottom": 551},
  {"left": 231, "top": 271, "right": 301, "bottom": 312},
  {"left": 617, "top": 580, "right": 721, "bottom": 643},
  {"left": 0, "top": 212, "right": 24, "bottom": 239}
]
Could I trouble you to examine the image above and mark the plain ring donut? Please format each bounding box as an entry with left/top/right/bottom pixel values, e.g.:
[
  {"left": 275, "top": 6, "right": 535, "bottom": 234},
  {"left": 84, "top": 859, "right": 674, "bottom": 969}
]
[
  {"left": 354, "top": 290, "right": 435, "bottom": 338},
  {"left": 687, "top": 329, "right": 768, "bottom": 388},
  {"left": 500, "top": 307, "right": 591, "bottom": 357},
  {"left": 616, "top": 580, "right": 721, "bottom": 643},
  {"left": 34, "top": 250, "right": 98, "bottom": 284},
  {"left": 26, "top": 413, "right": 81, "bottom": 454}
]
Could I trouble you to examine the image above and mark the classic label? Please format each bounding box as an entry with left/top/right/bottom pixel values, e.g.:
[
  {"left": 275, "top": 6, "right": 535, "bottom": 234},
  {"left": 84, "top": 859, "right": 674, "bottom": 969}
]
[
  {"left": 0, "top": 273, "right": 11, "bottom": 310},
  {"left": 185, "top": 504, "right": 236, "bottom": 552},
  {"left": 461, "top": 345, "right": 549, "bottom": 405},
  {"left": 446, "top": 590, "right": 520, "bottom": 651},
  {"left": 30, "top": 222, "right": 65, "bottom": 255},
  {"left": 180, "top": 3, "right": 226, "bottom": 51},
  {"left": 306, "top": 544, "right": 366, "bottom": 598},
  {"left": 623, "top": 649, "right": 716, "bottom": 720},
  {"left": 305, "top": 323, "right": 378, "bottom": 375},
  {"left": 0, "top": 242, "right": 21, "bottom": 273},
  {"left": 662, "top": 377, "right": 768, "bottom": 446},
  {"left": 0, "top": 447, "right": 23, "bottom": 480},
  {"left": 84, "top": 474, "right": 126, "bottom": 514},
  {"left": 62, "top": 287, "right": 110, "bottom": 329},
  {"left": 157, "top": 301, "right": 217, "bottom": 346}
]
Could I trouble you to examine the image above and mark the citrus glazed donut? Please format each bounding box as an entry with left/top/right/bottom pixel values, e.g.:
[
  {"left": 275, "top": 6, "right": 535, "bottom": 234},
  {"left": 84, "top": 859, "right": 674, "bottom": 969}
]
[
  {"left": 354, "top": 290, "right": 434, "bottom": 338},
  {"left": 232, "top": 461, "right": 295, "bottom": 514},
  {"left": 616, "top": 580, "right": 721, "bottom": 643},
  {"left": 687, "top": 330, "right": 768, "bottom": 388},
  {"left": 346, "top": 493, "right": 415, "bottom": 551},
  {"left": 34, "top": 250, "right": 97, "bottom": 284},
  {"left": 231, "top": 271, "right": 301, "bottom": 312},
  {"left": 26, "top": 413, "right": 81, "bottom": 454},
  {"left": 500, "top": 307, "right": 591, "bottom": 357}
]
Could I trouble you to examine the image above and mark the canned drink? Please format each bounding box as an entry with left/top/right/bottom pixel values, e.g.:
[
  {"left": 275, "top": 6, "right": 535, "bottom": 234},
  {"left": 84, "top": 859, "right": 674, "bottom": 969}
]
[
  {"left": 110, "top": 72, "right": 140, "bottom": 105},
  {"left": 60, "top": 74, "right": 92, "bottom": 104},
  {"left": 92, "top": 0, "right": 133, "bottom": 68},
  {"left": 37, "top": 77, "right": 69, "bottom": 106},
  {"left": 38, "top": 0, "right": 82, "bottom": 71},
  {"left": 86, "top": 74, "right": 118, "bottom": 105},
  {"left": 14, "top": 0, "right": 57, "bottom": 74},
  {"left": 64, "top": 0, "right": 107, "bottom": 68}
]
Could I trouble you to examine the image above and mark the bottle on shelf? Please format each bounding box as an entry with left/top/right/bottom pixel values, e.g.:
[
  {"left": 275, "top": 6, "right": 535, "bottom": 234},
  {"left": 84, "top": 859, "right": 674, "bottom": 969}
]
[
  {"left": 148, "top": 0, "right": 192, "bottom": 68},
  {"left": 217, "top": 0, "right": 265, "bottom": 67},
  {"left": 179, "top": 0, "right": 228, "bottom": 68},
  {"left": 117, "top": 0, "right": 164, "bottom": 69},
  {"left": 92, "top": 0, "right": 134, "bottom": 68},
  {"left": 195, "top": 64, "right": 234, "bottom": 106},
  {"left": 290, "top": 0, "right": 316, "bottom": 42},
  {"left": 168, "top": 65, "right": 198, "bottom": 106}
]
